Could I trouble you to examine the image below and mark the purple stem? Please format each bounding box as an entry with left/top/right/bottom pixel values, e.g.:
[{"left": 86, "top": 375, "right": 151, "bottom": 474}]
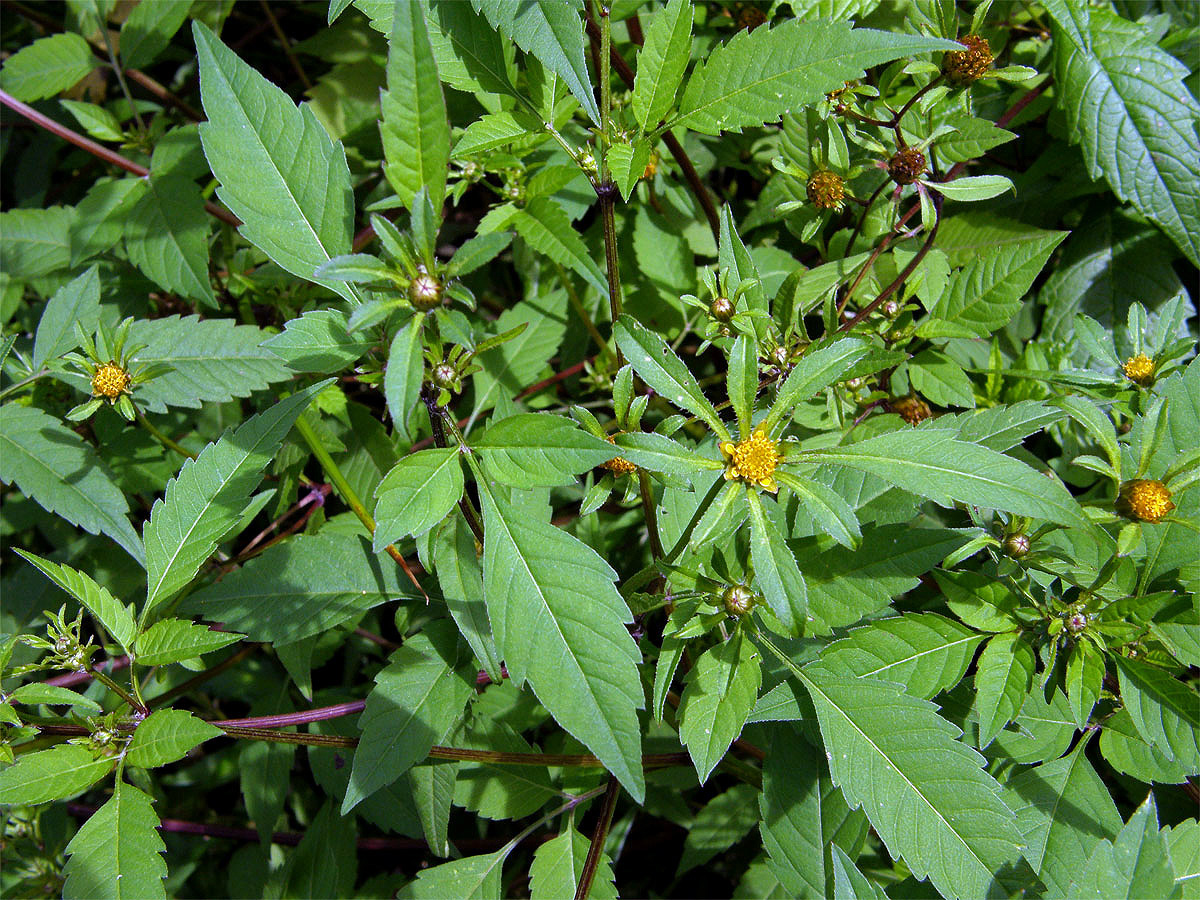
[{"left": 210, "top": 700, "right": 365, "bottom": 729}]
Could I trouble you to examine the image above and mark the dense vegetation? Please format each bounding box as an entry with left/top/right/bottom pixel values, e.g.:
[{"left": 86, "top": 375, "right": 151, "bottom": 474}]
[{"left": 0, "top": 1, "right": 1197, "bottom": 898}]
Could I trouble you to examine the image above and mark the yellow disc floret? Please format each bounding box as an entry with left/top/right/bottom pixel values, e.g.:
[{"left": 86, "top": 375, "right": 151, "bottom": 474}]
[
  {"left": 1122, "top": 354, "right": 1156, "bottom": 387},
  {"left": 806, "top": 170, "right": 845, "bottom": 211},
  {"left": 720, "top": 427, "right": 780, "bottom": 492},
  {"left": 603, "top": 434, "right": 638, "bottom": 477},
  {"left": 90, "top": 362, "right": 131, "bottom": 400},
  {"left": 1117, "top": 479, "right": 1174, "bottom": 523}
]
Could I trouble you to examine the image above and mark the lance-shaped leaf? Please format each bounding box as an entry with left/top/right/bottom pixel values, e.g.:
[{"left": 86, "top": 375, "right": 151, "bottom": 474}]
[
  {"left": 397, "top": 848, "right": 506, "bottom": 900},
  {"left": 511, "top": 197, "right": 607, "bottom": 295},
  {"left": 125, "top": 174, "right": 216, "bottom": 308},
  {"left": 975, "top": 632, "right": 1037, "bottom": 749},
  {"left": 763, "top": 337, "right": 871, "bottom": 433},
  {"left": 806, "top": 429, "right": 1091, "bottom": 529},
  {"left": 615, "top": 315, "right": 728, "bottom": 438},
  {"left": 0, "top": 405, "right": 144, "bottom": 565},
  {"left": 1115, "top": 656, "right": 1200, "bottom": 766},
  {"left": 471, "top": 0, "right": 600, "bottom": 126},
  {"left": 798, "top": 664, "right": 1023, "bottom": 900},
  {"left": 0, "top": 744, "right": 114, "bottom": 806},
  {"left": 529, "top": 826, "right": 618, "bottom": 900},
  {"left": 477, "top": 480, "right": 646, "bottom": 801},
  {"left": 471, "top": 413, "right": 616, "bottom": 487},
  {"left": 727, "top": 333, "right": 757, "bottom": 438},
  {"left": 193, "top": 22, "right": 356, "bottom": 302},
  {"left": 775, "top": 470, "right": 861, "bottom": 550},
  {"left": 1066, "top": 794, "right": 1174, "bottom": 900},
  {"left": 143, "top": 381, "right": 331, "bottom": 613},
  {"left": 134, "top": 618, "right": 243, "bottom": 667},
  {"left": 631, "top": 0, "right": 693, "bottom": 131},
  {"left": 613, "top": 431, "right": 722, "bottom": 476},
  {"left": 669, "top": 20, "right": 956, "bottom": 135},
  {"left": 831, "top": 845, "right": 890, "bottom": 900},
  {"left": 746, "top": 490, "right": 807, "bottom": 634},
  {"left": 63, "top": 781, "right": 167, "bottom": 900},
  {"left": 382, "top": 0, "right": 450, "bottom": 211},
  {"left": 434, "top": 513, "right": 504, "bottom": 685},
  {"left": 344, "top": 620, "right": 475, "bottom": 812},
  {"left": 32, "top": 265, "right": 100, "bottom": 368},
  {"left": 678, "top": 628, "right": 760, "bottom": 783},
  {"left": 374, "top": 448, "right": 464, "bottom": 550},
  {"left": 16, "top": 550, "right": 137, "bottom": 653},
  {"left": 125, "top": 709, "right": 224, "bottom": 769}
]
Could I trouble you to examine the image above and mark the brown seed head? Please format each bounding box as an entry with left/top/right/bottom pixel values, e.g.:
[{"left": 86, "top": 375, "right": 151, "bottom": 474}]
[
  {"left": 806, "top": 170, "right": 846, "bottom": 211},
  {"left": 888, "top": 147, "right": 926, "bottom": 186},
  {"left": 891, "top": 394, "right": 933, "bottom": 425},
  {"left": 91, "top": 362, "right": 131, "bottom": 400},
  {"left": 941, "top": 34, "right": 993, "bottom": 85},
  {"left": 1117, "top": 479, "right": 1174, "bottom": 523}
]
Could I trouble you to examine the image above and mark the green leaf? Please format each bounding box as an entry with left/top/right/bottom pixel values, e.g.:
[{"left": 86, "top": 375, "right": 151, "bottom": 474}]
[
  {"left": 374, "top": 449, "right": 464, "bottom": 549},
  {"left": 144, "top": 381, "right": 329, "bottom": 612},
  {"left": 125, "top": 174, "right": 216, "bottom": 308},
  {"left": 0, "top": 744, "right": 113, "bottom": 805},
  {"left": 477, "top": 481, "right": 646, "bottom": 801},
  {"left": 382, "top": 0, "right": 451, "bottom": 212},
  {"left": 1100, "top": 709, "right": 1193, "bottom": 784},
  {"left": 1051, "top": 7, "right": 1200, "bottom": 266},
  {"left": 0, "top": 206, "right": 74, "bottom": 278},
  {"left": 471, "top": 0, "right": 600, "bottom": 126},
  {"left": 1007, "top": 736, "right": 1123, "bottom": 897},
  {"left": 679, "top": 628, "right": 761, "bottom": 783},
  {"left": 974, "top": 632, "right": 1037, "bottom": 749},
  {"left": 425, "top": 0, "right": 518, "bottom": 98},
  {"left": 397, "top": 849, "right": 505, "bottom": 900},
  {"left": 383, "top": 313, "right": 426, "bottom": 440},
  {"left": 193, "top": 22, "right": 356, "bottom": 302},
  {"left": 135, "top": 618, "right": 244, "bottom": 666},
  {"left": 15, "top": 550, "right": 137, "bottom": 653},
  {"left": 677, "top": 783, "right": 760, "bottom": 876},
  {"left": 444, "top": 231, "right": 513, "bottom": 277},
  {"left": 1065, "top": 639, "right": 1105, "bottom": 728},
  {"left": 930, "top": 174, "right": 1015, "bottom": 202},
  {"left": 925, "top": 400, "right": 1066, "bottom": 452},
  {"left": 33, "top": 265, "right": 100, "bottom": 368},
  {"left": 907, "top": 349, "right": 976, "bottom": 409},
  {"left": 632, "top": 0, "right": 693, "bottom": 130},
  {"left": 188, "top": 532, "right": 417, "bottom": 645},
  {"left": 615, "top": 315, "right": 727, "bottom": 437},
  {"left": 669, "top": 20, "right": 956, "bottom": 134},
  {"left": 798, "top": 664, "right": 1023, "bottom": 900},
  {"left": 7, "top": 683, "right": 101, "bottom": 714},
  {"left": 262, "top": 309, "right": 373, "bottom": 375},
  {"left": 511, "top": 197, "right": 607, "bottom": 295},
  {"left": 817, "top": 613, "right": 985, "bottom": 700},
  {"left": 764, "top": 337, "right": 871, "bottom": 433},
  {"left": 1067, "top": 793, "right": 1174, "bottom": 900},
  {"left": 774, "top": 470, "right": 861, "bottom": 550},
  {"left": 613, "top": 431, "right": 721, "bottom": 476},
  {"left": 451, "top": 111, "right": 529, "bottom": 158},
  {"left": 470, "top": 292, "right": 566, "bottom": 416},
  {"left": 434, "top": 513, "right": 504, "bottom": 683},
  {"left": 71, "top": 178, "right": 147, "bottom": 267},
  {"left": 0, "top": 405, "right": 145, "bottom": 565},
  {"left": 126, "top": 708, "right": 224, "bottom": 768},
  {"left": 1115, "top": 656, "right": 1200, "bottom": 766},
  {"left": 529, "top": 826, "right": 618, "bottom": 900},
  {"left": 727, "top": 333, "right": 757, "bottom": 438},
  {"left": 409, "top": 761, "right": 458, "bottom": 858},
  {"left": 929, "top": 228, "right": 1068, "bottom": 337},
  {"left": 282, "top": 801, "right": 358, "bottom": 899},
  {"left": 1165, "top": 820, "right": 1200, "bottom": 900},
  {"left": 120, "top": 0, "right": 191, "bottom": 69},
  {"left": 63, "top": 781, "right": 167, "bottom": 900},
  {"left": 807, "top": 429, "right": 1091, "bottom": 529},
  {"left": 128, "top": 315, "right": 292, "bottom": 412},
  {"left": 746, "top": 491, "right": 807, "bottom": 635},
  {"left": 344, "top": 620, "right": 474, "bottom": 812},
  {"left": 471, "top": 412, "right": 617, "bottom": 487},
  {"left": 0, "top": 33, "right": 97, "bottom": 102}
]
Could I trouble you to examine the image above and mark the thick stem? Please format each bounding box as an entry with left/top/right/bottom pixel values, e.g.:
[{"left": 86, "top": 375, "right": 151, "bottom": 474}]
[{"left": 575, "top": 776, "right": 621, "bottom": 900}]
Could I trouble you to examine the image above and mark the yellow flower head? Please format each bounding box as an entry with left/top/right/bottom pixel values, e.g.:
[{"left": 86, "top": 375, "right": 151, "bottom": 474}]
[
  {"left": 720, "top": 427, "right": 779, "bottom": 492},
  {"left": 603, "top": 434, "right": 638, "bottom": 477},
  {"left": 806, "top": 170, "right": 845, "bottom": 211},
  {"left": 1118, "top": 479, "right": 1174, "bottom": 523},
  {"left": 91, "top": 362, "right": 132, "bottom": 400},
  {"left": 1122, "top": 354, "right": 1156, "bottom": 387}
]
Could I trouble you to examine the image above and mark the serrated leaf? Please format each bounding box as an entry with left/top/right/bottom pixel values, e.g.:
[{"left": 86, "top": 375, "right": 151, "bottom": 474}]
[
  {"left": 127, "top": 315, "right": 292, "bottom": 413},
  {"left": 1066, "top": 639, "right": 1104, "bottom": 728},
  {"left": 282, "top": 801, "right": 357, "bottom": 899},
  {"left": 0, "top": 33, "right": 97, "bottom": 101},
  {"left": 134, "top": 618, "right": 243, "bottom": 666},
  {"left": 63, "top": 781, "right": 167, "bottom": 900},
  {"left": 615, "top": 315, "right": 726, "bottom": 436},
  {"left": 143, "top": 382, "right": 330, "bottom": 612},
  {"left": 764, "top": 337, "right": 871, "bottom": 432},
  {"left": 397, "top": 849, "right": 505, "bottom": 900},
  {"left": 908, "top": 349, "right": 976, "bottom": 409},
  {"left": 262, "top": 308, "right": 373, "bottom": 375},
  {"left": 1115, "top": 656, "right": 1200, "bottom": 766},
  {"left": 774, "top": 471, "right": 861, "bottom": 550},
  {"left": 193, "top": 22, "right": 356, "bottom": 301},
  {"left": 424, "top": 0, "right": 518, "bottom": 97},
  {"left": 120, "top": 0, "right": 191, "bottom": 70},
  {"left": 798, "top": 664, "right": 1023, "bottom": 900},
  {"left": 807, "top": 428, "right": 1091, "bottom": 529},
  {"left": 472, "top": 0, "right": 599, "bottom": 125},
  {"left": 817, "top": 613, "right": 985, "bottom": 700},
  {"left": 529, "top": 826, "right": 618, "bottom": 900},
  {"left": 471, "top": 292, "right": 566, "bottom": 416},
  {"left": 0, "top": 405, "right": 144, "bottom": 564},
  {"left": 1007, "top": 736, "right": 1123, "bottom": 897},
  {"left": 374, "top": 448, "right": 464, "bottom": 549},
  {"left": 33, "top": 265, "right": 100, "bottom": 369},
  {"left": 632, "top": 0, "right": 692, "bottom": 130},
  {"left": 126, "top": 708, "right": 224, "bottom": 768},
  {"left": 344, "top": 620, "right": 474, "bottom": 812},
  {"left": 70, "top": 178, "right": 148, "bottom": 267},
  {"left": 8, "top": 683, "right": 101, "bottom": 713},
  {"left": 1100, "top": 708, "right": 1194, "bottom": 784},
  {"left": 0, "top": 206, "right": 74, "bottom": 278},
  {"left": 677, "top": 783, "right": 760, "bottom": 875},
  {"left": 974, "top": 632, "right": 1037, "bottom": 749},
  {"left": 382, "top": 0, "right": 450, "bottom": 211},
  {"left": 746, "top": 491, "right": 807, "bottom": 635},
  {"left": 511, "top": 197, "right": 607, "bottom": 294},
  {"left": 384, "top": 313, "right": 425, "bottom": 439},
  {"left": 1066, "top": 794, "right": 1174, "bottom": 900},
  {"left": 471, "top": 412, "right": 616, "bottom": 487},
  {"left": 452, "top": 111, "right": 529, "bottom": 158},
  {"left": 0, "top": 744, "right": 113, "bottom": 806},
  {"left": 188, "top": 532, "right": 418, "bottom": 644},
  {"left": 409, "top": 761, "right": 458, "bottom": 858},
  {"left": 434, "top": 513, "right": 503, "bottom": 683},
  {"left": 124, "top": 175, "right": 216, "bottom": 308},
  {"left": 477, "top": 481, "right": 645, "bottom": 801},
  {"left": 830, "top": 845, "right": 889, "bottom": 900},
  {"left": 16, "top": 550, "right": 137, "bottom": 653},
  {"left": 679, "top": 628, "right": 761, "bottom": 783},
  {"left": 1051, "top": 7, "right": 1200, "bottom": 265},
  {"left": 670, "top": 20, "right": 956, "bottom": 134}
]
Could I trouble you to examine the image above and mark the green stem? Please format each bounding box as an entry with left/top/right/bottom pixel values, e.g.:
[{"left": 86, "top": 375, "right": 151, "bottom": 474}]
[
  {"left": 90, "top": 666, "right": 148, "bottom": 716},
  {"left": 622, "top": 476, "right": 726, "bottom": 596},
  {"left": 135, "top": 408, "right": 195, "bottom": 459},
  {"left": 294, "top": 414, "right": 376, "bottom": 534},
  {"left": 638, "top": 470, "right": 666, "bottom": 559},
  {"left": 0, "top": 369, "right": 48, "bottom": 401},
  {"left": 95, "top": 10, "right": 144, "bottom": 132}
]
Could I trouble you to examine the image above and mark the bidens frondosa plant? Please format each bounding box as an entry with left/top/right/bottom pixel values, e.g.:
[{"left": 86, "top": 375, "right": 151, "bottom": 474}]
[{"left": 1, "top": 1, "right": 1197, "bottom": 899}]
